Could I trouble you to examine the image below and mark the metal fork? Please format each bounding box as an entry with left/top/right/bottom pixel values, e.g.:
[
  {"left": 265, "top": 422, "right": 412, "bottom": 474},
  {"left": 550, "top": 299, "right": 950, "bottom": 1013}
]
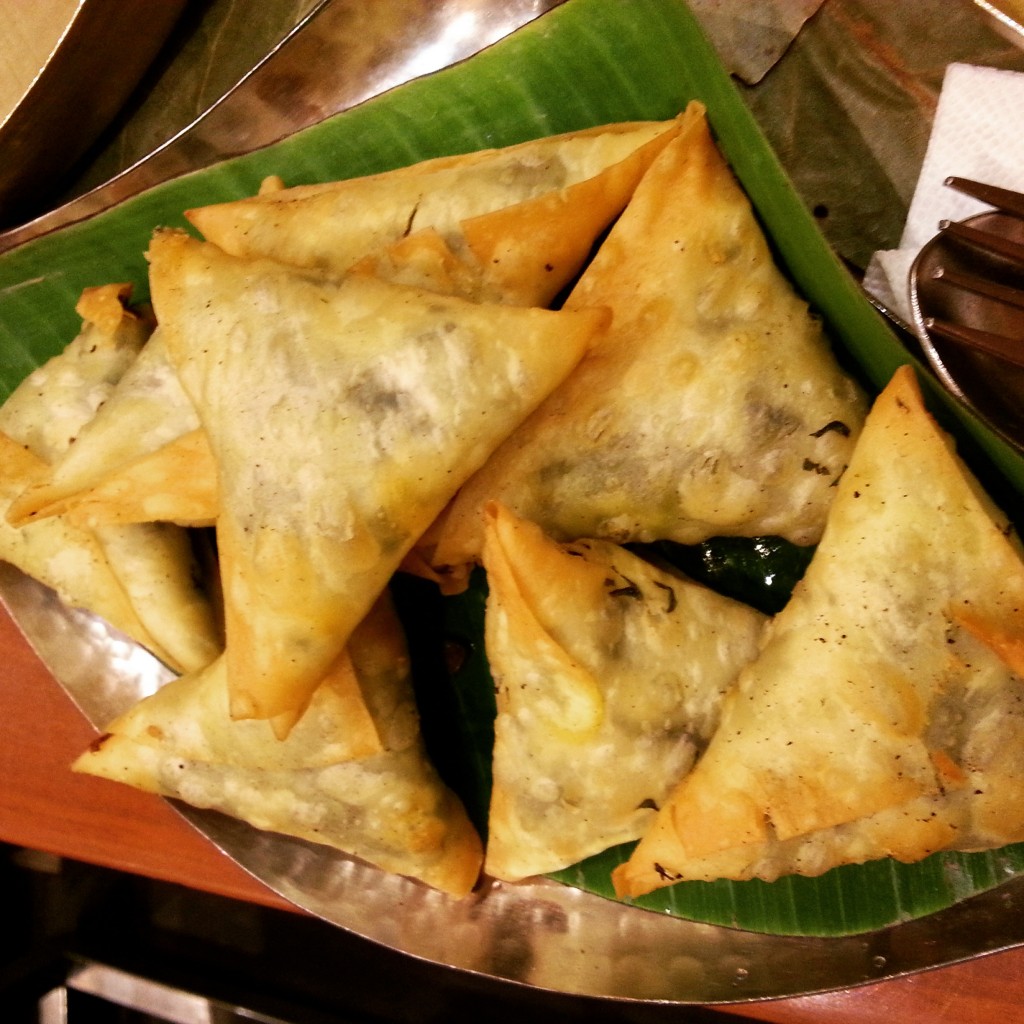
[{"left": 911, "top": 176, "right": 1024, "bottom": 371}]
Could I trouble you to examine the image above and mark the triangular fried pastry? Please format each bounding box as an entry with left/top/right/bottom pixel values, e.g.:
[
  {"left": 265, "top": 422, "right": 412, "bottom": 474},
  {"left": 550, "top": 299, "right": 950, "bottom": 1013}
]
[
  {"left": 0, "top": 432, "right": 173, "bottom": 648},
  {"left": 613, "top": 366, "right": 1024, "bottom": 897},
  {"left": 0, "top": 283, "right": 150, "bottom": 462},
  {"left": 62, "top": 429, "right": 217, "bottom": 528},
  {"left": 186, "top": 118, "right": 681, "bottom": 306},
  {"left": 7, "top": 328, "right": 202, "bottom": 526},
  {"left": 73, "top": 594, "right": 484, "bottom": 898},
  {"left": 89, "top": 519, "right": 222, "bottom": 674},
  {"left": 148, "top": 229, "right": 608, "bottom": 724},
  {"left": 481, "top": 502, "right": 767, "bottom": 881},
  {"left": 428, "top": 107, "right": 867, "bottom": 581},
  {"left": 0, "top": 289, "right": 222, "bottom": 674}
]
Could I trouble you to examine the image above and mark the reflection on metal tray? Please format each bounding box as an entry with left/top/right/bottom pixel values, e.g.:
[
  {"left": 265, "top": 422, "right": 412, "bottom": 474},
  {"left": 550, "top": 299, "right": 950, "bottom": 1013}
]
[
  {"left": 0, "top": 1, "right": 186, "bottom": 227},
  {"left": 0, "top": 0, "right": 572, "bottom": 253}
]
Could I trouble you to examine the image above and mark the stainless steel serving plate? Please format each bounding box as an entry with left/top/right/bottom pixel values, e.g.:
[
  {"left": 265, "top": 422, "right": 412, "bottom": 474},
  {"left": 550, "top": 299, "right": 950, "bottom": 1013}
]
[
  {"left": 4, "top": 0, "right": 1024, "bottom": 1006},
  {"left": 0, "top": 0, "right": 186, "bottom": 227}
]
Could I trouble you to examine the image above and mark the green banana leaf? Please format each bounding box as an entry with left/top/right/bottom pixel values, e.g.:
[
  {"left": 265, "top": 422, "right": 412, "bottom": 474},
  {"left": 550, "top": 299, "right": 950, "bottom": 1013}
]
[{"left": 2, "top": 0, "right": 1023, "bottom": 937}]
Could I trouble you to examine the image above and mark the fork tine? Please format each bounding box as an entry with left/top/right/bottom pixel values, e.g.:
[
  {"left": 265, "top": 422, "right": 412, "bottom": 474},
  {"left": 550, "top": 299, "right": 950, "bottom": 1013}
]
[
  {"left": 940, "top": 218, "right": 1024, "bottom": 267},
  {"left": 931, "top": 265, "right": 1024, "bottom": 310},
  {"left": 945, "top": 176, "right": 1024, "bottom": 218},
  {"left": 924, "top": 316, "right": 1024, "bottom": 369}
]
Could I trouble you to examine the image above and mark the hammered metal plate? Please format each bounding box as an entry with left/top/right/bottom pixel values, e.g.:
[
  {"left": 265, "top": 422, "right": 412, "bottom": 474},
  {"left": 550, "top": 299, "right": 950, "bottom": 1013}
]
[{"left": 5, "top": 0, "right": 1024, "bottom": 1006}]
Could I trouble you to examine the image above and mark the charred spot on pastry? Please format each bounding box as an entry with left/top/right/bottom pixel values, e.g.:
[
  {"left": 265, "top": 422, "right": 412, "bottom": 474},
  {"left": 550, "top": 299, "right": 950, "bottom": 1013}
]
[
  {"left": 809, "top": 419, "right": 851, "bottom": 438},
  {"left": 802, "top": 458, "right": 831, "bottom": 476},
  {"left": 653, "top": 580, "right": 678, "bottom": 613},
  {"left": 654, "top": 862, "right": 683, "bottom": 882},
  {"left": 608, "top": 574, "right": 643, "bottom": 600}
]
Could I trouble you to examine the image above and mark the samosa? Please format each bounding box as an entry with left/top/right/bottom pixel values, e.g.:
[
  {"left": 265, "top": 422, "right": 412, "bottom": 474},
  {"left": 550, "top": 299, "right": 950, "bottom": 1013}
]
[
  {"left": 6, "top": 328, "right": 204, "bottom": 527},
  {"left": 0, "top": 284, "right": 221, "bottom": 674},
  {"left": 428, "top": 105, "right": 867, "bottom": 585},
  {"left": 147, "top": 229, "right": 608, "bottom": 726},
  {"left": 614, "top": 366, "right": 1024, "bottom": 897},
  {"left": 187, "top": 118, "right": 681, "bottom": 307},
  {"left": 481, "top": 502, "right": 766, "bottom": 881},
  {"left": 73, "top": 594, "right": 484, "bottom": 898}
]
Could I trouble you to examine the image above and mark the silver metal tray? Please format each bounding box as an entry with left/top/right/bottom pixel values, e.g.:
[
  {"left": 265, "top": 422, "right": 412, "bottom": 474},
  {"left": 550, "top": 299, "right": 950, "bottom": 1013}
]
[
  {"left": 0, "top": 0, "right": 186, "bottom": 227},
  {"left": 5, "top": 0, "right": 1024, "bottom": 1007}
]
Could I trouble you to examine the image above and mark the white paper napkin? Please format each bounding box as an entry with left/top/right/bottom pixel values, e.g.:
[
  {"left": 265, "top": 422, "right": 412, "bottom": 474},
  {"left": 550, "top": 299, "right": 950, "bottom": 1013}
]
[{"left": 864, "top": 61, "right": 1024, "bottom": 325}]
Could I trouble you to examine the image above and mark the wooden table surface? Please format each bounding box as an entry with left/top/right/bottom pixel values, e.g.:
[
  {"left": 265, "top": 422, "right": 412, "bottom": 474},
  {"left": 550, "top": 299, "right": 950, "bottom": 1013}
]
[{"left": 3, "top": 604, "right": 1024, "bottom": 1022}]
